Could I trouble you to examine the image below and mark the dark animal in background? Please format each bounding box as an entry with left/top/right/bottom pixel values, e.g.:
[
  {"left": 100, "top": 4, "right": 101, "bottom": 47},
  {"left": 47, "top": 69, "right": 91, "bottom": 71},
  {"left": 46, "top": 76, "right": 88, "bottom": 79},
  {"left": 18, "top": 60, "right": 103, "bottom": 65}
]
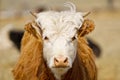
[
  {"left": 87, "top": 38, "right": 101, "bottom": 58},
  {"left": 9, "top": 30, "right": 24, "bottom": 50}
]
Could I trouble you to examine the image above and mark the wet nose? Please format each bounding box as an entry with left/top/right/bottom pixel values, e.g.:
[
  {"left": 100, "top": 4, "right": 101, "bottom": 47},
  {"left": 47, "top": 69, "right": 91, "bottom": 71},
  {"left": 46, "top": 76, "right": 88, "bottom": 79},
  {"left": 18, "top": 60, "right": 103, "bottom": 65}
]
[{"left": 54, "top": 56, "right": 68, "bottom": 68}]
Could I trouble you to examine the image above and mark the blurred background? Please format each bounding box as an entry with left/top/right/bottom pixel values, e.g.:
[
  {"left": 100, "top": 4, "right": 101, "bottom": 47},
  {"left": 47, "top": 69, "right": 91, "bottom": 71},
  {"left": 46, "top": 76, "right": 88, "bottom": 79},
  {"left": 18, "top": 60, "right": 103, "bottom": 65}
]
[{"left": 0, "top": 0, "right": 120, "bottom": 80}]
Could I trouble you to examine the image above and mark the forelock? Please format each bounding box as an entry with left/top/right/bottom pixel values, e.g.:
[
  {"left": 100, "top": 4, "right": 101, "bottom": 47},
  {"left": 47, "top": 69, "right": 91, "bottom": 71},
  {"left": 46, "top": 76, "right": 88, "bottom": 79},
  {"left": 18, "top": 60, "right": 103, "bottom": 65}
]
[{"left": 35, "top": 3, "right": 84, "bottom": 38}]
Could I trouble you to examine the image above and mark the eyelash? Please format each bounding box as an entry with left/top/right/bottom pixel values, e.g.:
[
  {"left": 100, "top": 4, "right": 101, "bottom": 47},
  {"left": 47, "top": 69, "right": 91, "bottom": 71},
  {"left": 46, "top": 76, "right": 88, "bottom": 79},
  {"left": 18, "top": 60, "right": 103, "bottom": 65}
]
[
  {"left": 44, "top": 36, "right": 49, "bottom": 40},
  {"left": 71, "top": 36, "right": 76, "bottom": 41}
]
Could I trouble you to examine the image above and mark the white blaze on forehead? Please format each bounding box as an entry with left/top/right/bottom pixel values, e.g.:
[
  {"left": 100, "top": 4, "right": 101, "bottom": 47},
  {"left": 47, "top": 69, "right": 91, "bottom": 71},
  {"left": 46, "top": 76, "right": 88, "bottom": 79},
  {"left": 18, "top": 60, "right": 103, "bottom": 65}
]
[{"left": 35, "top": 11, "right": 84, "bottom": 38}]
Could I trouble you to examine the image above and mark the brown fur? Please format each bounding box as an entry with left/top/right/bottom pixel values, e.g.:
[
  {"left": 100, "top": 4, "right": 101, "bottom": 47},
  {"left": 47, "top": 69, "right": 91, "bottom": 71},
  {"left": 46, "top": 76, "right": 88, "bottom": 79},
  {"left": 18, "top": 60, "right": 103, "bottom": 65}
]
[{"left": 12, "top": 19, "right": 97, "bottom": 80}]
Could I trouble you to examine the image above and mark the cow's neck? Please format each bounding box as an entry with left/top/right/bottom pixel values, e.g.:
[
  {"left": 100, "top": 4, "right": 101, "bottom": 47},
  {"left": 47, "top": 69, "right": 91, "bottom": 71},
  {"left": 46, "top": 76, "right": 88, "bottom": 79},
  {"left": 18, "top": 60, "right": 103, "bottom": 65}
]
[{"left": 62, "top": 54, "right": 85, "bottom": 80}]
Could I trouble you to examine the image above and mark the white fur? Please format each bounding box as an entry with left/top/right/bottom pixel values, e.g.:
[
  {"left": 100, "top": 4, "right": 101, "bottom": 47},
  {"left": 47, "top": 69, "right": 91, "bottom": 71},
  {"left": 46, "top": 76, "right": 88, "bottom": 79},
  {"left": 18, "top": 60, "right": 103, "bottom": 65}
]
[{"left": 35, "top": 3, "right": 84, "bottom": 80}]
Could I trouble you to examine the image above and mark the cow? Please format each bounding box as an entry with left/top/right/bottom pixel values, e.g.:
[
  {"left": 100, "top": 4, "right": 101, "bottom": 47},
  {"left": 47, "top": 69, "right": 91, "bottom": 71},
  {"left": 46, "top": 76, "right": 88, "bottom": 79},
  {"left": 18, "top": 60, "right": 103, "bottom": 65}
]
[{"left": 12, "top": 2, "right": 97, "bottom": 80}]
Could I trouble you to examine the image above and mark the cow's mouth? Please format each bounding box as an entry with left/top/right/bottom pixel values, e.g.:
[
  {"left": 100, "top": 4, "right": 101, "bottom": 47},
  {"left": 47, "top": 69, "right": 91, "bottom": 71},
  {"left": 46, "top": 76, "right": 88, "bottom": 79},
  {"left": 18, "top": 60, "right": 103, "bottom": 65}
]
[{"left": 52, "top": 65, "right": 70, "bottom": 68}]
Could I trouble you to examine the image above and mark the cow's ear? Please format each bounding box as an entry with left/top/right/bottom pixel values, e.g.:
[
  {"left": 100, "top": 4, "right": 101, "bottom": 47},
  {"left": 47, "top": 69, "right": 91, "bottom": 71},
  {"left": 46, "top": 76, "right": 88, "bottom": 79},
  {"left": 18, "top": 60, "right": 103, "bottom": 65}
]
[
  {"left": 24, "top": 21, "right": 42, "bottom": 39},
  {"left": 78, "top": 19, "right": 95, "bottom": 37}
]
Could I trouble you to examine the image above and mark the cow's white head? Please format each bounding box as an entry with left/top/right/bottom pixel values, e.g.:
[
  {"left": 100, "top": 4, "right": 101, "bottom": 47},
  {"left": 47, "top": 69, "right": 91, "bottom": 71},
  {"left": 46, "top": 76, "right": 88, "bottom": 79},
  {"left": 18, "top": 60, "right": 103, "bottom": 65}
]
[{"left": 30, "top": 2, "right": 90, "bottom": 80}]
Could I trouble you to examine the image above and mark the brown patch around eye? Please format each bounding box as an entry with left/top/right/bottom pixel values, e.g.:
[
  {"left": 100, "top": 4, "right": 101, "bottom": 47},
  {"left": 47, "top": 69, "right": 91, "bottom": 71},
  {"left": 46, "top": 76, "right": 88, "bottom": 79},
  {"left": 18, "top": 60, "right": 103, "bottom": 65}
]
[
  {"left": 71, "top": 36, "right": 76, "bottom": 41},
  {"left": 44, "top": 36, "right": 49, "bottom": 40}
]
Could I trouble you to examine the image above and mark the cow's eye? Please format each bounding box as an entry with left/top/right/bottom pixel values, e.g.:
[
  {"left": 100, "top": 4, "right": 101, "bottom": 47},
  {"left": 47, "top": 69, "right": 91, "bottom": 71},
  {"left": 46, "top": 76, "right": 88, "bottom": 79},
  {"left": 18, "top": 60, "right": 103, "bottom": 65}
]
[
  {"left": 44, "top": 36, "right": 49, "bottom": 40},
  {"left": 71, "top": 36, "right": 76, "bottom": 41}
]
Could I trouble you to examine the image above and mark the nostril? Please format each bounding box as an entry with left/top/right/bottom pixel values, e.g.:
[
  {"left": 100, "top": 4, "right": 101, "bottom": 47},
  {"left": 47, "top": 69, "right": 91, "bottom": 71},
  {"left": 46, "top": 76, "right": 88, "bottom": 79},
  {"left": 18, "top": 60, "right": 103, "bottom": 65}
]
[
  {"left": 64, "top": 58, "right": 68, "bottom": 63},
  {"left": 54, "top": 58, "right": 59, "bottom": 63}
]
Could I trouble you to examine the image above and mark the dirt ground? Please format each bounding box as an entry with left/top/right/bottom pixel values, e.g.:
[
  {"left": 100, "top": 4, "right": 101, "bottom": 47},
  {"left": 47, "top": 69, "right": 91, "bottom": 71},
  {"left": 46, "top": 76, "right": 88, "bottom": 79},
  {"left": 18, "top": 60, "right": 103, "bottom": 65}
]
[{"left": 0, "top": 0, "right": 120, "bottom": 80}]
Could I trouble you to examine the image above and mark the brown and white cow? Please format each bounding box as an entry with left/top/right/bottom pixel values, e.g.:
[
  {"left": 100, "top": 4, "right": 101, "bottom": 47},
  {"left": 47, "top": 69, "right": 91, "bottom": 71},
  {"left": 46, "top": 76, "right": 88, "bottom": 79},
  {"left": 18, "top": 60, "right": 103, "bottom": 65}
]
[{"left": 13, "top": 2, "right": 97, "bottom": 80}]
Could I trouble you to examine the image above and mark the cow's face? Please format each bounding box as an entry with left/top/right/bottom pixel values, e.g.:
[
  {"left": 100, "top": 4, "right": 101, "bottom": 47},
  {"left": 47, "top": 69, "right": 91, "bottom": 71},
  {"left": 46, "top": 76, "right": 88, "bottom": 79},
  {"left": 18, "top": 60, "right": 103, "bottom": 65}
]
[
  {"left": 33, "top": 11, "right": 84, "bottom": 79},
  {"left": 30, "top": 3, "right": 91, "bottom": 77}
]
